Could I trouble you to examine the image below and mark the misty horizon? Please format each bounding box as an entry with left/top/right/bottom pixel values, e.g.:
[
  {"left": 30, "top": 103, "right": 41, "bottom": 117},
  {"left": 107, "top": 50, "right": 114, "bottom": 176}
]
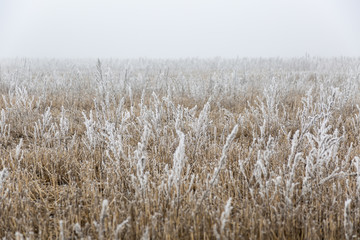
[{"left": 1, "top": 0, "right": 360, "bottom": 59}]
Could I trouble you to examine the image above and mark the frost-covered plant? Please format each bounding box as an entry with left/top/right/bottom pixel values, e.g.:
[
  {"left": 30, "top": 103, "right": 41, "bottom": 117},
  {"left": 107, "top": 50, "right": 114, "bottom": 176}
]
[
  {"left": 59, "top": 220, "right": 65, "bottom": 240},
  {"left": 102, "top": 121, "right": 124, "bottom": 167},
  {"left": 220, "top": 198, "right": 232, "bottom": 235},
  {"left": 0, "top": 168, "right": 9, "bottom": 192},
  {"left": 213, "top": 198, "right": 232, "bottom": 240},
  {"left": 73, "top": 223, "right": 83, "bottom": 239},
  {"left": 211, "top": 124, "right": 238, "bottom": 185},
  {"left": 131, "top": 125, "right": 151, "bottom": 197},
  {"left": 189, "top": 100, "right": 212, "bottom": 158},
  {"left": 166, "top": 128, "right": 187, "bottom": 211},
  {"left": 167, "top": 130, "right": 186, "bottom": 192},
  {"left": 82, "top": 110, "right": 99, "bottom": 151},
  {"left": 252, "top": 136, "right": 276, "bottom": 199},
  {"left": 95, "top": 59, "right": 112, "bottom": 102},
  {"left": 140, "top": 226, "right": 150, "bottom": 240},
  {"left": 15, "top": 138, "right": 23, "bottom": 161},
  {"left": 99, "top": 199, "right": 108, "bottom": 240},
  {"left": 353, "top": 157, "right": 360, "bottom": 195},
  {"left": 351, "top": 105, "right": 360, "bottom": 142},
  {"left": 58, "top": 106, "right": 69, "bottom": 138},
  {"left": 283, "top": 130, "right": 303, "bottom": 204},
  {"left": 0, "top": 109, "right": 10, "bottom": 145},
  {"left": 93, "top": 199, "right": 109, "bottom": 240},
  {"left": 15, "top": 232, "right": 24, "bottom": 240},
  {"left": 3, "top": 86, "right": 35, "bottom": 111},
  {"left": 198, "top": 125, "right": 238, "bottom": 208},
  {"left": 259, "top": 79, "right": 281, "bottom": 124},
  {"left": 115, "top": 217, "right": 130, "bottom": 240},
  {"left": 302, "top": 114, "right": 343, "bottom": 195},
  {"left": 344, "top": 199, "right": 353, "bottom": 240},
  {"left": 34, "top": 107, "right": 56, "bottom": 145}
]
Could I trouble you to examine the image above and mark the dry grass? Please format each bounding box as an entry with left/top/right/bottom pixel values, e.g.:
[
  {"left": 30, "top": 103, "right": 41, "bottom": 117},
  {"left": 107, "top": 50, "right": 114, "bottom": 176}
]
[{"left": 0, "top": 58, "right": 360, "bottom": 239}]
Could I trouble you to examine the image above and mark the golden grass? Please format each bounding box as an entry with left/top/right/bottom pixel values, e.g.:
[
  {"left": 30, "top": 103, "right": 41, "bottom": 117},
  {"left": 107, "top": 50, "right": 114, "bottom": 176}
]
[{"left": 0, "top": 58, "right": 360, "bottom": 239}]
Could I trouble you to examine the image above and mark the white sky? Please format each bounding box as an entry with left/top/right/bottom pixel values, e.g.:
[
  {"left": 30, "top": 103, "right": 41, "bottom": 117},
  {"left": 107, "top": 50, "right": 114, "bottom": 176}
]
[{"left": 0, "top": 0, "right": 359, "bottom": 58}]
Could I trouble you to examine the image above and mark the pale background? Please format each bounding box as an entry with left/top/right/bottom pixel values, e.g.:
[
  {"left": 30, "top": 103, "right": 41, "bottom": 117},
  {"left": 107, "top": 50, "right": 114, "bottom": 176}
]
[{"left": 0, "top": 0, "right": 359, "bottom": 58}]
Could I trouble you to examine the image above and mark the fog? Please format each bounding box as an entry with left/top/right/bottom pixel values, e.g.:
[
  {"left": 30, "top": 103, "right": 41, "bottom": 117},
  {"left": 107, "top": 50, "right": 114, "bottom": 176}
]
[{"left": 0, "top": 0, "right": 359, "bottom": 58}]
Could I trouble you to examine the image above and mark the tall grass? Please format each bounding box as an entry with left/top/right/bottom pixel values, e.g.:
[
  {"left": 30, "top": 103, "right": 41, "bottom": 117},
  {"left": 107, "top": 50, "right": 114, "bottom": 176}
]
[{"left": 0, "top": 57, "right": 360, "bottom": 239}]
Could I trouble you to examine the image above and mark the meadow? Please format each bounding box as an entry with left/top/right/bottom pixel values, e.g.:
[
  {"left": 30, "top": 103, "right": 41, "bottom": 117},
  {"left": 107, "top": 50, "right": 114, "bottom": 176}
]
[{"left": 0, "top": 57, "right": 360, "bottom": 239}]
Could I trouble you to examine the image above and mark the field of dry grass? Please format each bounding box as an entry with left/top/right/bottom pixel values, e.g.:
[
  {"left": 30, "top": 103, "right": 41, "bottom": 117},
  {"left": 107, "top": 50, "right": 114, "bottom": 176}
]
[{"left": 0, "top": 58, "right": 360, "bottom": 239}]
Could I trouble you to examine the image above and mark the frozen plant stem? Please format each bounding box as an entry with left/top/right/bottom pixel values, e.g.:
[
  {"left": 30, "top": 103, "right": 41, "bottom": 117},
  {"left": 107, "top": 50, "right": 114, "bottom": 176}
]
[
  {"left": 196, "top": 125, "right": 238, "bottom": 211},
  {"left": 169, "top": 130, "right": 186, "bottom": 216},
  {"left": 344, "top": 199, "right": 352, "bottom": 240},
  {"left": 59, "top": 220, "right": 65, "bottom": 240},
  {"left": 99, "top": 199, "right": 109, "bottom": 240},
  {"left": 220, "top": 198, "right": 232, "bottom": 235},
  {"left": 115, "top": 217, "right": 130, "bottom": 240}
]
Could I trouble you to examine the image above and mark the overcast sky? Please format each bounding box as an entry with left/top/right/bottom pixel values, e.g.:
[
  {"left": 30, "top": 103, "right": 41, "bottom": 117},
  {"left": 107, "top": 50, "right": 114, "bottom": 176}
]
[{"left": 0, "top": 0, "right": 359, "bottom": 58}]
